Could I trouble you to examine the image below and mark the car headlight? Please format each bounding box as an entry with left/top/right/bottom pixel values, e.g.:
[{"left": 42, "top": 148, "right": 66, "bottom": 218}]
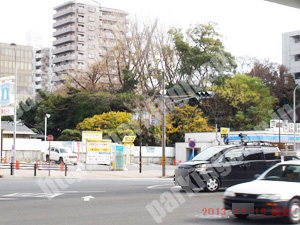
[
  {"left": 257, "top": 194, "right": 281, "bottom": 200},
  {"left": 195, "top": 164, "right": 206, "bottom": 172},
  {"left": 224, "top": 191, "right": 236, "bottom": 197}
]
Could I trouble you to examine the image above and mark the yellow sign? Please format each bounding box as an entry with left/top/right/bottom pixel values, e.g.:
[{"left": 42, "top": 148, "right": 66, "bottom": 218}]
[
  {"left": 87, "top": 140, "right": 110, "bottom": 152},
  {"left": 86, "top": 140, "right": 111, "bottom": 164},
  {"left": 122, "top": 136, "right": 136, "bottom": 143},
  {"left": 82, "top": 131, "right": 103, "bottom": 142},
  {"left": 221, "top": 127, "right": 230, "bottom": 137}
]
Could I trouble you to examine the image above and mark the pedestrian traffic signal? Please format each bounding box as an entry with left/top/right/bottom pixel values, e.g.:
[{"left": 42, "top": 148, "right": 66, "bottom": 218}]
[
  {"left": 196, "top": 91, "right": 215, "bottom": 99},
  {"left": 150, "top": 114, "right": 155, "bottom": 126}
]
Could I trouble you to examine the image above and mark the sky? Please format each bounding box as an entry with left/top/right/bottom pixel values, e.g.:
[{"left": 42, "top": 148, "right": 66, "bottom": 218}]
[{"left": 1, "top": 0, "right": 300, "bottom": 64}]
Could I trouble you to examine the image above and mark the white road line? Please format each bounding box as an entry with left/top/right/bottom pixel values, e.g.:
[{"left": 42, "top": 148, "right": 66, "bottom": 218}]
[
  {"left": 0, "top": 198, "right": 17, "bottom": 200},
  {"left": 62, "top": 191, "right": 105, "bottom": 193},
  {"left": 2, "top": 192, "right": 64, "bottom": 199},
  {"left": 147, "top": 184, "right": 175, "bottom": 189}
]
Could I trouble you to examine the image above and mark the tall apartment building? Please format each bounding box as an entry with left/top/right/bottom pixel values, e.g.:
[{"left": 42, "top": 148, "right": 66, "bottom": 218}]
[
  {"left": 52, "top": 0, "right": 128, "bottom": 84},
  {"left": 0, "top": 43, "right": 34, "bottom": 102},
  {"left": 34, "top": 47, "right": 55, "bottom": 95},
  {"left": 282, "top": 30, "right": 300, "bottom": 84}
]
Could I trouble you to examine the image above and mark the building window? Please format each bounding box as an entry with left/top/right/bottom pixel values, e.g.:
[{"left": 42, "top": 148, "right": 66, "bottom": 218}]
[
  {"left": 89, "top": 44, "right": 95, "bottom": 49},
  {"left": 88, "top": 7, "right": 95, "bottom": 12},
  {"left": 88, "top": 35, "right": 95, "bottom": 40},
  {"left": 295, "top": 54, "right": 300, "bottom": 61},
  {"left": 88, "top": 16, "right": 95, "bottom": 22},
  {"left": 88, "top": 54, "right": 95, "bottom": 59},
  {"left": 88, "top": 25, "right": 95, "bottom": 31},
  {"left": 293, "top": 35, "right": 300, "bottom": 43}
]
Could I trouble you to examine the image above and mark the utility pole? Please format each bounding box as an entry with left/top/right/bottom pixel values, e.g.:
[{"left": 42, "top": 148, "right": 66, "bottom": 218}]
[
  {"left": 139, "top": 108, "right": 142, "bottom": 173},
  {"left": 162, "top": 72, "right": 166, "bottom": 177}
]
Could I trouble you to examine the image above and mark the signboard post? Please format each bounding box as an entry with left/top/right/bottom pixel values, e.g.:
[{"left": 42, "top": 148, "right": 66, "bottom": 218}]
[
  {"left": 189, "top": 140, "right": 196, "bottom": 159},
  {"left": 47, "top": 135, "right": 53, "bottom": 176},
  {"left": 221, "top": 127, "right": 230, "bottom": 144}
]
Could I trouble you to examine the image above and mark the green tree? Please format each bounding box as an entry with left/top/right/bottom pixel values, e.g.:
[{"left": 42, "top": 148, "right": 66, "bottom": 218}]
[
  {"left": 76, "top": 111, "right": 138, "bottom": 142},
  {"left": 170, "top": 22, "right": 236, "bottom": 87},
  {"left": 166, "top": 104, "right": 215, "bottom": 144},
  {"left": 215, "top": 74, "right": 277, "bottom": 130},
  {"left": 57, "top": 129, "right": 82, "bottom": 141}
]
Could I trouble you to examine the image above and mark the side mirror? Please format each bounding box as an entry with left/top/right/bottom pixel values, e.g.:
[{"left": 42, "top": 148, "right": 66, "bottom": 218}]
[{"left": 254, "top": 174, "right": 260, "bottom": 179}]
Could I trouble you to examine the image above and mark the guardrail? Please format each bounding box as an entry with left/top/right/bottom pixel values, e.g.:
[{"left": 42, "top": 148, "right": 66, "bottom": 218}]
[{"left": 0, "top": 162, "right": 68, "bottom": 177}]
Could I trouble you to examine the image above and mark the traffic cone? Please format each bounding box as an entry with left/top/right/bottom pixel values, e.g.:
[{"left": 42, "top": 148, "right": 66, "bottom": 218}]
[
  {"left": 16, "top": 160, "right": 20, "bottom": 170},
  {"left": 179, "top": 160, "right": 181, "bottom": 164},
  {"left": 60, "top": 162, "right": 64, "bottom": 171},
  {"left": 36, "top": 160, "right": 39, "bottom": 169},
  {"left": 4, "top": 156, "right": 6, "bottom": 163},
  {"left": 160, "top": 158, "right": 162, "bottom": 165},
  {"left": 173, "top": 159, "right": 176, "bottom": 166}
]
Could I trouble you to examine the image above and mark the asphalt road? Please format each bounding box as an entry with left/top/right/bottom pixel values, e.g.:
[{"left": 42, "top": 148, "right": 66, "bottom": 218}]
[{"left": 0, "top": 178, "right": 292, "bottom": 225}]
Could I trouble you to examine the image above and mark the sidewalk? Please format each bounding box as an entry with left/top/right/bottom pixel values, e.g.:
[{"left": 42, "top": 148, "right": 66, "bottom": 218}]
[{"left": 0, "top": 164, "right": 177, "bottom": 179}]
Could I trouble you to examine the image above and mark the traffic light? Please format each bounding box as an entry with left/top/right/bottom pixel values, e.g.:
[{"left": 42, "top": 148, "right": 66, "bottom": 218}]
[
  {"left": 150, "top": 114, "right": 155, "bottom": 126},
  {"left": 196, "top": 91, "right": 215, "bottom": 99}
]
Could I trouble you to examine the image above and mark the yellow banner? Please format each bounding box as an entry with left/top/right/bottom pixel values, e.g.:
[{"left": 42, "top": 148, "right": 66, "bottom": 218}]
[{"left": 87, "top": 140, "right": 110, "bottom": 152}]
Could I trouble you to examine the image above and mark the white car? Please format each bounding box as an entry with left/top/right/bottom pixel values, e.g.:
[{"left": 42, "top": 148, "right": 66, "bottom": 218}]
[
  {"left": 224, "top": 160, "right": 300, "bottom": 224},
  {"left": 45, "top": 146, "right": 77, "bottom": 165}
]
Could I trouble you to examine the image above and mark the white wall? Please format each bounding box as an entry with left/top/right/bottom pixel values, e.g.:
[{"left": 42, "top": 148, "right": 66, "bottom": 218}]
[{"left": 133, "top": 146, "right": 174, "bottom": 157}]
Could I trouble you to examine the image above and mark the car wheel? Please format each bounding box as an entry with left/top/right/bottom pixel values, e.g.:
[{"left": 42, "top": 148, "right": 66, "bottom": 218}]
[
  {"left": 234, "top": 214, "right": 249, "bottom": 219},
  {"left": 59, "top": 157, "right": 64, "bottom": 164},
  {"left": 46, "top": 155, "right": 49, "bottom": 162},
  {"left": 204, "top": 177, "right": 220, "bottom": 192},
  {"left": 286, "top": 199, "right": 300, "bottom": 224}
]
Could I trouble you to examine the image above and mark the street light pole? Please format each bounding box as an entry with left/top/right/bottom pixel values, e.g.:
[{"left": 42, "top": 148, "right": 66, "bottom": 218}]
[
  {"left": 162, "top": 72, "right": 166, "bottom": 177},
  {"left": 10, "top": 43, "right": 17, "bottom": 174},
  {"left": 45, "top": 114, "right": 51, "bottom": 146},
  {"left": 293, "top": 84, "right": 300, "bottom": 151}
]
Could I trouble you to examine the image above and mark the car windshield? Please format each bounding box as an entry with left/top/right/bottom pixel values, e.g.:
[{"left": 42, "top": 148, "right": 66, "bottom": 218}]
[
  {"left": 60, "top": 148, "right": 72, "bottom": 153},
  {"left": 191, "top": 146, "right": 229, "bottom": 161},
  {"left": 260, "top": 164, "right": 300, "bottom": 182}
]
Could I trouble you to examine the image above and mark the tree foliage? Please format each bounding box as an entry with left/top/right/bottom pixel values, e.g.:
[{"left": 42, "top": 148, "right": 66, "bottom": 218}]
[
  {"left": 214, "top": 74, "right": 276, "bottom": 130},
  {"left": 166, "top": 104, "right": 215, "bottom": 144},
  {"left": 57, "top": 129, "right": 82, "bottom": 141}
]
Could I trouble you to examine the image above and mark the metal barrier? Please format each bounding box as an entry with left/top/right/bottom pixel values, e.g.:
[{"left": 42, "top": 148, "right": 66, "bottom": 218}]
[{"left": 0, "top": 162, "right": 68, "bottom": 177}]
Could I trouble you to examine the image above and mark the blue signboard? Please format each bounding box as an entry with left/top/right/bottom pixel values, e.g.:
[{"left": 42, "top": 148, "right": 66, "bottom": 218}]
[
  {"left": 1, "top": 83, "right": 10, "bottom": 105},
  {"left": 115, "top": 145, "right": 124, "bottom": 169}
]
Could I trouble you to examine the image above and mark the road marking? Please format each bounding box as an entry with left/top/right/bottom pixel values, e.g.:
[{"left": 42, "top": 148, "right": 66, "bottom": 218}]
[
  {"left": 82, "top": 195, "right": 94, "bottom": 201},
  {"left": 62, "top": 191, "right": 105, "bottom": 193},
  {"left": 3, "top": 192, "right": 64, "bottom": 199},
  {"left": 147, "top": 184, "right": 175, "bottom": 189},
  {"left": 0, "top": 198, "right": 17, "bottom": 201}
]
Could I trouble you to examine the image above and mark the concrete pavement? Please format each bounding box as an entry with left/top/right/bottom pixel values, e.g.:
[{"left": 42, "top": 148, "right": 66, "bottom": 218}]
[{"left": 0, "top": 163, "right": 176, "bottom": 179}]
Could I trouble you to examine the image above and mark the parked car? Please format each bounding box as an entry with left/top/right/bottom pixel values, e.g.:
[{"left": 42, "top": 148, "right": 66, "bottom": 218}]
[
  {"left": 223, "top": 160, "right": 300, "bottom": 224},
  {"left": 174, "top": 143, "right": 282, "bottom": 192},
  {"left": 45, "top": 146, "right": 77, "bottom": 165}
]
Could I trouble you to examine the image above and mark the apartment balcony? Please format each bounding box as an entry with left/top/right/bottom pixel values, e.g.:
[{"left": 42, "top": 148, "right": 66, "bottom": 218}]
[
  {"left": 53, "top": 26, "right": 76, "bottom": 37},
  {"left": 53, "top": 17, "right": 76, "bottom": 28},
  {"left": 52, "top": 54, "right": 76, "bottom": 64},
  {"left": 35, "top": 69, "right": 43, "bottom": 75},
  {"left": 77, "top": 36, "right": 85, "bottom": 42},
  {"left": 77, "top": 17, "right": 85, "bottom": 23},
  {"left": 35, "top": 61, "right": 42, "bottom": 66},
  {"left": 102, "top": 24, "right": 111, "bottom": 30},
  {"left": 53, "top": 64, "right": 77, "bottom": 73},
  {"left": 53, "top": 7, "right": 76, "bottom": 19},
  {"left": 102, "top": 15, "right": 117, "bottom": 22},
  {"left": 34, "top": 76, "right": 42, "bottom": 82},
  {"left": 77, "top": 8, "right": 85, "bottom": 14},
  {"left": 77, "top": 46, "right": 84, "bottom": 51},
  {"left": 77, "top": 27, "right": 85, "bottom": 32},
  {"left": 78, "top": 55, "right": 85, "bottom": 61},
  {"left": 35, "top": 54, "right": 42, "bottom": 59},
  {"left": 53, "top": 35, "right": 76, "bottom": 46},
  {"left": 35, "top": 83, "right": 42, "bottom": 90},
  {"left": 53, "top": 45, "right": 76, "bottom": 55}
]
